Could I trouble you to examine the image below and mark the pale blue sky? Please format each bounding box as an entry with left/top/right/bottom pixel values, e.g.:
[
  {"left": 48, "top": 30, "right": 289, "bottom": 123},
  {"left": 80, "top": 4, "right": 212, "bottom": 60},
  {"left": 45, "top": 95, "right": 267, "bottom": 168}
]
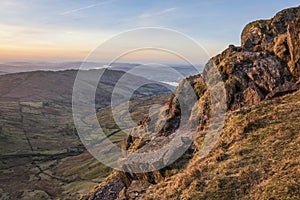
[{"left": 0, "top": 0, "right": 299, "bottom": 62}]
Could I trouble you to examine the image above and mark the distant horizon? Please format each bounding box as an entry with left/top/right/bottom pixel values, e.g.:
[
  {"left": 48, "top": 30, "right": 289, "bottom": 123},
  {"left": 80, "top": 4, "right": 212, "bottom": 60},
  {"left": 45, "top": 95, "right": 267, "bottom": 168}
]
[
  {"left": 0, "top": 60, "right": 203, "bottom": 77},
  {"left": 0, "top": 60, "right": 204, "bottom": 68}
]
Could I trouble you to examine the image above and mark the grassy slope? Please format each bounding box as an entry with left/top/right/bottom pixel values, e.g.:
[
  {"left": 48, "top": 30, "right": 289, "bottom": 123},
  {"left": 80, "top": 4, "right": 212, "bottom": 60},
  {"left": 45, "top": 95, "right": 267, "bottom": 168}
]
[{"left": 143, "top": 90, "right": 300, "bottom": 200}]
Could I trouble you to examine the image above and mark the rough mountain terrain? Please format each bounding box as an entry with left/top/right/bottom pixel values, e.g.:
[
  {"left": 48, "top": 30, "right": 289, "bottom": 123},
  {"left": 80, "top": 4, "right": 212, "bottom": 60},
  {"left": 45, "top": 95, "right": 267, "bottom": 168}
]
[{"left": 82, "top": 6, "right": 300, "bottom": 200}]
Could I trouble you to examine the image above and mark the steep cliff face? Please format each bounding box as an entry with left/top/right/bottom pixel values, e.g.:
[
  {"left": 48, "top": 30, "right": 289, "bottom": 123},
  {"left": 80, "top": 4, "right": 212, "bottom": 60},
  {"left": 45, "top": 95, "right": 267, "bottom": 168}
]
[{"left": 82, "top": 6, "right": 300, "bottom": 200}]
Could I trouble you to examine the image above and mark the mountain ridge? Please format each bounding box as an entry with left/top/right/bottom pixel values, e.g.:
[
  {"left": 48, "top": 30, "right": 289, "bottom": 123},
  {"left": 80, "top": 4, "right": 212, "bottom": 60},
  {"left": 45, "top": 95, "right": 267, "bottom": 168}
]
[{"left": 82, "top": 6, "right": 300, "bottom": 200}]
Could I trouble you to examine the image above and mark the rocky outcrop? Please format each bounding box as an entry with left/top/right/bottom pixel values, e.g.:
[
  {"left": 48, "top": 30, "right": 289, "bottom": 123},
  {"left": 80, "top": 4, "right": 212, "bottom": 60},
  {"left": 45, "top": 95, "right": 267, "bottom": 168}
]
[
  {"left": 209, "top": 6, "right": 300, "bottom": 110},
  {"left": 211, "top": 46, "right": 297, "bottom": 110},
  {"left": 241, "top": 6, "right": 300, "bottom": 79},
  {"left": 87, "top": 177, "right": 124, "bottom": 200}
]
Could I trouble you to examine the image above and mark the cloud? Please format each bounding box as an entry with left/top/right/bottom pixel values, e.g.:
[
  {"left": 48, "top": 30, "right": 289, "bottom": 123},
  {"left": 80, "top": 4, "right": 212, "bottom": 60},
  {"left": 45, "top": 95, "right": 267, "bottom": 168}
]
[
  {"left": 138, "top": 7, "right": 177, "bottom": 19},
  {"left": 60, "top": 0, "right": 112, "bottom": 16}
]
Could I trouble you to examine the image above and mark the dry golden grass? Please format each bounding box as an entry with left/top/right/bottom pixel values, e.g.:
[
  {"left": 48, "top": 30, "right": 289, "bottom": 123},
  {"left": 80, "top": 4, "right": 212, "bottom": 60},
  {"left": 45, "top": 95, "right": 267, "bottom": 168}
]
[{"left": 143, "top": 90, "right": 300, "bottom": 200}]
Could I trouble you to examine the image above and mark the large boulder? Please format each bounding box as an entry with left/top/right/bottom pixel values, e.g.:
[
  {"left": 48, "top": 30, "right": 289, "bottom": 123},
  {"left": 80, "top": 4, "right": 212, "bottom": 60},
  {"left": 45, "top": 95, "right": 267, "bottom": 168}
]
[{"left": 241, "top": 6, "right": 300, "bottom": 53}]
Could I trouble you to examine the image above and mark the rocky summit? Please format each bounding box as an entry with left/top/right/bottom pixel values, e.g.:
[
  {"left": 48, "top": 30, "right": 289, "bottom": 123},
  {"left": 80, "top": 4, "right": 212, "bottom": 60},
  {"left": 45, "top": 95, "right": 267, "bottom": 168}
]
[{"left": 82, "top": 6, "right": 300, "bottom": 200}]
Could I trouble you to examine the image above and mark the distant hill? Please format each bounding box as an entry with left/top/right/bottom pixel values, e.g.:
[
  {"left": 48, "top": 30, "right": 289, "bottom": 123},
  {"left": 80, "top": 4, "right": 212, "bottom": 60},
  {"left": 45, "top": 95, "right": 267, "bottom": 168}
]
[
  {"left": 0, "top": 68, "right": 172, "bottom": 103},
  {"left": 0, "top": 62, "right": 200, "bottom": 86}
]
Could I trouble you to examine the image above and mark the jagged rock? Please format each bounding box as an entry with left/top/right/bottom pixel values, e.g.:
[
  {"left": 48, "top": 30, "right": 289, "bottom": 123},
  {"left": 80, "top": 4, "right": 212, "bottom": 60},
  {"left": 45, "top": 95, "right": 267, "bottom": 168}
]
[
  {"left": 241, "top": 20, "right": 273, "bottom": 52},
  {"left": 274, "top": 34, "right": 289, "bottom": 62},
  {"left": 210, "top": 42, "right": 296, "bottom": 109},
  {"left": 241, "top": 6, "right": 300, "bottom": 52},
  {"left": 266, "top": 81, "right": 300, "bottom": 99},
  {"left": 87, "top": 178, "right": 124, "bottom": 200},
  {"left": 287, "top": 15, "right": 300, "bottom": 79},
  {"left": 242, "top": 82, "right": 265, "bottom": 105},
  {"left": 247, "top": 56, "right": 288, "bottom": 91}
]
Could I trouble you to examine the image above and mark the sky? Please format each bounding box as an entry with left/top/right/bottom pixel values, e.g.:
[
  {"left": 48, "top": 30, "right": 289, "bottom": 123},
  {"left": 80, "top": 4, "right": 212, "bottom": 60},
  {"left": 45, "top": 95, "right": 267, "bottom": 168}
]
[{"left": 0, "top": 0, "right": 299, "bottom": 63}]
